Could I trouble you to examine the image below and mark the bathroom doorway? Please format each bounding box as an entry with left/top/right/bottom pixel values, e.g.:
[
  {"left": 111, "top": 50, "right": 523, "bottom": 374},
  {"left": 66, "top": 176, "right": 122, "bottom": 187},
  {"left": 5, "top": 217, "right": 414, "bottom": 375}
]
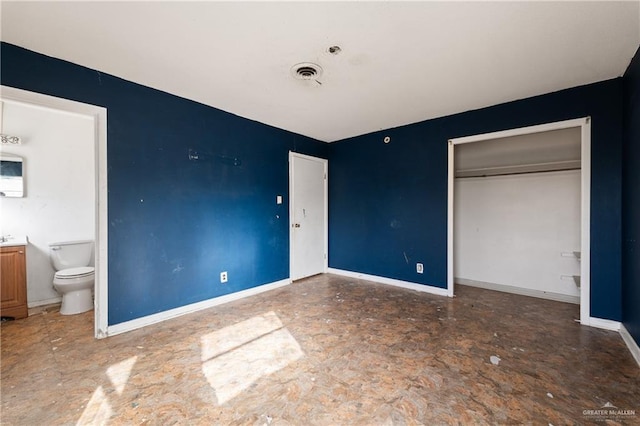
[{"left": 1, "top": 85, "right": 108, "bottom": 338}]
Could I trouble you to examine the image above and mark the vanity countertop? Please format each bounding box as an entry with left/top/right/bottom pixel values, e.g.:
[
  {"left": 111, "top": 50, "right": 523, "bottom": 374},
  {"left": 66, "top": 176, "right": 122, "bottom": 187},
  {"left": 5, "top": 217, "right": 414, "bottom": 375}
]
[{"left": 0, "top": 236, "right": 28, "bottom": 248}]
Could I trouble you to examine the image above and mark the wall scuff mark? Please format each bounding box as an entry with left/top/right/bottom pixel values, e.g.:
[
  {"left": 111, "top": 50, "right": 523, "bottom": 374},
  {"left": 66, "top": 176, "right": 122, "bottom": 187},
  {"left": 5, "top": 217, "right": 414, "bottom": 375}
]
[{"left": 188, "top": 148, "right": 242, "bottom": 166}]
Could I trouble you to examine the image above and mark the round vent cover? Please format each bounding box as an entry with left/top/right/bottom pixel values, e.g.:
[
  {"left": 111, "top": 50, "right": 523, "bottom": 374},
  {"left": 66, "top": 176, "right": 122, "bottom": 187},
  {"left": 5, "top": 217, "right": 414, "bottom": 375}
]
[{"left": 291, "top": 62, "right": 323, "bottom": 80}]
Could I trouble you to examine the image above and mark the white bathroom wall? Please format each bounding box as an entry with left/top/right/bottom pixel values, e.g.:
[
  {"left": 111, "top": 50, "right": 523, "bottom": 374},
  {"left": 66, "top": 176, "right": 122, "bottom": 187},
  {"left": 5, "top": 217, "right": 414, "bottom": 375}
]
[
  {"left": 0, "top": 101, "right": 94, "bottom": 306},
  {"left": 454, "top": 170, "right": 581, "bottom": 301}
]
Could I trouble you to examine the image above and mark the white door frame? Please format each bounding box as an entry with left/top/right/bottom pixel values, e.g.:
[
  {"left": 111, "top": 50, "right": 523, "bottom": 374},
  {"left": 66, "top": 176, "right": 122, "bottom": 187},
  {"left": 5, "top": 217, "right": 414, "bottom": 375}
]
[
  {"left": 1, "top": 85, "right": 109, "bottom": 338},
  {"left": 447, "top": 117, "right": 592, "bottom": 325},
  {"left": 289, "top": 151, "right": 328, "bottom": 281}
]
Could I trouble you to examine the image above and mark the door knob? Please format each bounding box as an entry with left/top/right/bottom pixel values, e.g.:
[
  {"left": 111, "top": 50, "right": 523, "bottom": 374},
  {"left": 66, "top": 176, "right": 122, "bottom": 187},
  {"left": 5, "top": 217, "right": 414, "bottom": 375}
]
[{"left": 293, "top": 223, "right": 301, "bottom": 228}]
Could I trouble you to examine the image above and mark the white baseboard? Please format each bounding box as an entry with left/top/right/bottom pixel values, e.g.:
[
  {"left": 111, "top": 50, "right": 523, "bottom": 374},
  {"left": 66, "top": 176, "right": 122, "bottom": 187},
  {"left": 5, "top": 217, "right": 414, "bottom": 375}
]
[
  {"left": 327, "top": 268, "right": 450, "bottom": 297},
  {"left": 620, "top": 324, "right": 640, "bottom": 367},
  {"left": 456, "top": 277, "right": 580, "bottom": 304},
  {"left": 585, "top": 317, "right": 621, "bottom": 331},
  {"left": 106, "top": 278, "right": 291, "bottom": 337},
  {"left": 27, "top": 297, "right": 62, "bottom": 308}
]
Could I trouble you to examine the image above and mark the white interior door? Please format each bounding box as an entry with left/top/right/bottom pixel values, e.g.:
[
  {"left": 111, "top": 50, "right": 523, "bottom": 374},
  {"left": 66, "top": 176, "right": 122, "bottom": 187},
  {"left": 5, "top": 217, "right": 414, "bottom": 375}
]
[{"left": 289, "top": 152, "right": 327, "bottom": 281}]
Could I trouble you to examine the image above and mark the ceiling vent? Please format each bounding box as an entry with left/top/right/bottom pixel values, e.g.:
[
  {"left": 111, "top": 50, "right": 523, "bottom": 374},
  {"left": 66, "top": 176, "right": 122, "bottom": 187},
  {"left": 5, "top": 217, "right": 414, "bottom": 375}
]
[{"left": 291, "top": 62, "right": 323, "bottom": 80}]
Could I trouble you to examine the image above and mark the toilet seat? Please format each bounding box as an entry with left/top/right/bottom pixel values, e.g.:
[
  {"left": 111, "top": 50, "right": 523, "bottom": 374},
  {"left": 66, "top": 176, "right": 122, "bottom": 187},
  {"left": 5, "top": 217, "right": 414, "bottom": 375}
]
[{"left": 55, "top": 266, "right": 95, "bottom": 279}]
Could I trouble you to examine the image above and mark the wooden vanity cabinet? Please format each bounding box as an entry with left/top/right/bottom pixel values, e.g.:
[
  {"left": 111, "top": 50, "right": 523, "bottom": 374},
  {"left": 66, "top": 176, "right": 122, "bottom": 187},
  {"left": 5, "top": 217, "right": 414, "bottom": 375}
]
[{"left": 0, "top": 245, "right": 28, "bottom": 320}]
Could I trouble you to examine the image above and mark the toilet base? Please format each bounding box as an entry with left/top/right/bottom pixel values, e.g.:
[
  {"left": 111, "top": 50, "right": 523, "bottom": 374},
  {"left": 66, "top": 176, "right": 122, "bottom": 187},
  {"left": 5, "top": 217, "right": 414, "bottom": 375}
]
[{"left": 59, "top": 288, "right": 93, "bottom": 315}]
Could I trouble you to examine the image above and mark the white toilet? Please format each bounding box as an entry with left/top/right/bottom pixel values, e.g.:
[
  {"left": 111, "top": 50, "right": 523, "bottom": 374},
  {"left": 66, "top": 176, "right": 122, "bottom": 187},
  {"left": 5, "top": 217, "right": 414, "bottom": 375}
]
[{"left": 49, "top": 240, "right": 95, "bottom": 315}]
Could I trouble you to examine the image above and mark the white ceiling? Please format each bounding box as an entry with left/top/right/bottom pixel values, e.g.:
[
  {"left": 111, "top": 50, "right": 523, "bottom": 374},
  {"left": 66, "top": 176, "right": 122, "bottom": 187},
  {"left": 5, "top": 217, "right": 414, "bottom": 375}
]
[{"left": 1, "top": 1, "right": 639, "bottom": 142}]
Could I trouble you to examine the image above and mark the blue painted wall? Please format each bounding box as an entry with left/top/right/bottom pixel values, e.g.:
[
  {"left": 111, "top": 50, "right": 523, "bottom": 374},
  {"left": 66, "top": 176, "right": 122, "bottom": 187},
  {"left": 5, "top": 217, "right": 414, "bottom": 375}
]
[
  {"left": 329, "top": 79, "right": 624, "bottom": 321},
  {"left": 622, "top": 46, "right": 640, "bottom": 345},
  {"left": 1, "top": 41, "right": 630, "bottom": 325},
  {"left": 0, "top": 43, "right": 327, "bottom": 325}
]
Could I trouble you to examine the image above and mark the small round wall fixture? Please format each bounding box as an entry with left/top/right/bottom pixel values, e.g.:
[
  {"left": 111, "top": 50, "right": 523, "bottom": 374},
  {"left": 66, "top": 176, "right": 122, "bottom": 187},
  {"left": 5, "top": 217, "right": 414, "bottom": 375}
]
[
  {"left": 291, "top": 62, "right": 323, "bottom": 80},
  {"left": 384, "top": 136, "right": 391, "bottom": 144},
  {"left": 328, "top": 45, "right": 342, "bottom": 55}
]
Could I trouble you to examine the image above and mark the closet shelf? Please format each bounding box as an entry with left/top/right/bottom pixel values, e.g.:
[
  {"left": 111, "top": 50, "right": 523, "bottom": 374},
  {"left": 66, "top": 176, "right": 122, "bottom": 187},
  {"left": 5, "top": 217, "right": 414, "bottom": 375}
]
[
  {"left": 561, "top": 251, "right": 582, "bottom": 260},
  {"left": 561, "top": 274, "right": 581, "bottom": 287},
  {"left": 573, "top": 275, "right": 581, "bottom": 288}
]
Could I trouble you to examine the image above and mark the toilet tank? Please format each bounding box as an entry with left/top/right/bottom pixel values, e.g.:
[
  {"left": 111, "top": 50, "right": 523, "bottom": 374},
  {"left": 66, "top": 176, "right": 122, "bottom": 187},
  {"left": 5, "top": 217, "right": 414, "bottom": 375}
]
[{"left": 49, "top": 240, "right": 94, "bottom": 270}]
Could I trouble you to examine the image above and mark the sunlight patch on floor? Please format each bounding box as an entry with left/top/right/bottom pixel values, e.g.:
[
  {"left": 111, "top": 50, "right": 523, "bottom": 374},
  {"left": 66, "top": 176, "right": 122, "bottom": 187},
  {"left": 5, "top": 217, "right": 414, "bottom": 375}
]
[
  {"left": 200, "top": 311, "right": 304, "bottom": 405},
  {"left": 106, "top": 356, "right": 137, "bottom": 395},
  {"left": 76, "top": 356, "right": 138, "bottom": 425},
  {"left": 76, "top": 386, "right": 112, "bottom": 426}
]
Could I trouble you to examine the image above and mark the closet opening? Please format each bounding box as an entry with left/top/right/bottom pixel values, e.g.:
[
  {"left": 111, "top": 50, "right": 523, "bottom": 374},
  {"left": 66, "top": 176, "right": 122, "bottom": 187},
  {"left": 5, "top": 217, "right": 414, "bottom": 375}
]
[{"left": 447, "top": 118, "right": 592, "bottom": 325}]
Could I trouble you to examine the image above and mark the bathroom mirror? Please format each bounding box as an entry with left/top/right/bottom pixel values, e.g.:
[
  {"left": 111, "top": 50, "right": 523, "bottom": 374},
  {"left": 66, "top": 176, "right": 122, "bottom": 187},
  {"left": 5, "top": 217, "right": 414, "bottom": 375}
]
[{"left": 0, "top": 154, "right": 24, "bottom": 197}]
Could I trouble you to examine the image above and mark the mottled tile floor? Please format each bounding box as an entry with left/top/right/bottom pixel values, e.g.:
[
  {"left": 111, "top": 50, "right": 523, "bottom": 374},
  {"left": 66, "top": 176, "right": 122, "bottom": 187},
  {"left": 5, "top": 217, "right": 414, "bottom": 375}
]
[{"left": 2, "top": 274, "right": 639, "bottom": 425}]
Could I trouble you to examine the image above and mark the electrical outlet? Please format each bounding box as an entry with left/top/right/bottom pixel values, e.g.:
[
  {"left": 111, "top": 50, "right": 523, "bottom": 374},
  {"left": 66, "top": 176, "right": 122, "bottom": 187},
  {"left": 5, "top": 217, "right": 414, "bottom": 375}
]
[
  {"left": 416, "top": 263, "right": 424, "bottom": 274},
  {"left": 220, "top": 271, "right": 228, "bottom": 283}
]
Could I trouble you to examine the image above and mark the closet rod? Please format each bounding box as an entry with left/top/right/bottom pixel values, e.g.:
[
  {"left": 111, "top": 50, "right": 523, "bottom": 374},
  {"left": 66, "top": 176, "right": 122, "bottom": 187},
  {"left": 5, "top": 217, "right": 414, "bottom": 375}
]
[{"left": 455, "top": 166, "right": 581, "bottom": 179}]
